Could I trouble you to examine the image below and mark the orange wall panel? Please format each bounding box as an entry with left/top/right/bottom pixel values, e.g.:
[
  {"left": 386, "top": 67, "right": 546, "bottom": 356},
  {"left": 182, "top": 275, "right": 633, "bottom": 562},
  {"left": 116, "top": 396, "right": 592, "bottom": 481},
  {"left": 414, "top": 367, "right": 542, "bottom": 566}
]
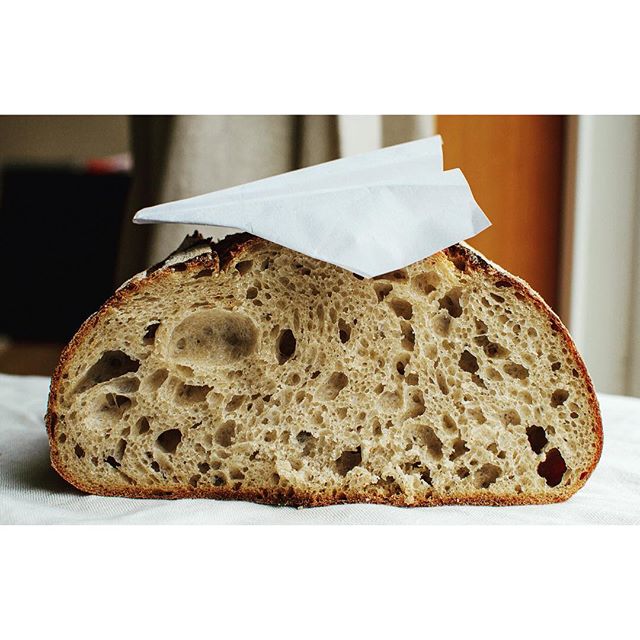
[{"left": 436, "top": 115, "right": 565, "bottom": 309}]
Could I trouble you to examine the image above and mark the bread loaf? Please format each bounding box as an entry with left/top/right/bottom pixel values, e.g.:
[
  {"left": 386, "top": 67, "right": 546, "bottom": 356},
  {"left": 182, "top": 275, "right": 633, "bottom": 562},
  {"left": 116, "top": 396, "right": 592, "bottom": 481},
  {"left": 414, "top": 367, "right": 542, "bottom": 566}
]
[{"left": 46, "top": 233, "right": 602, "bottom": 506}]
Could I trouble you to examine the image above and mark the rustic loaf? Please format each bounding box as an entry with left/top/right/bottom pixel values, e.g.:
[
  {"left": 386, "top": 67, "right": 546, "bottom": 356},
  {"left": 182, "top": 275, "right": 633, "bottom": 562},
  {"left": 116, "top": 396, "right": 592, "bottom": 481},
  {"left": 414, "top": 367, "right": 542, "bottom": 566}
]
[{"left": 46, "top": 233, "right": 602, "bottom": 506}]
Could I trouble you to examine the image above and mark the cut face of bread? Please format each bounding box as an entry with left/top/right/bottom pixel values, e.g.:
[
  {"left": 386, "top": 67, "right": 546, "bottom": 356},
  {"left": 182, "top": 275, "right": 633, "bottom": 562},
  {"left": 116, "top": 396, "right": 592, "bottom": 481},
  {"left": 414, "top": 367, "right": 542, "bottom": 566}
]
[{"left": 47, "top": 233, "right": 602, "bottom": 506}]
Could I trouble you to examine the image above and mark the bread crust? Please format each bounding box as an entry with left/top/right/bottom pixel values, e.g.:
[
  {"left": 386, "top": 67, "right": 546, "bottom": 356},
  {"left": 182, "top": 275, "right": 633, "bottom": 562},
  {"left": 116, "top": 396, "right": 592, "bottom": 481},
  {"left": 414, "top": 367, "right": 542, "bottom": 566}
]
[{"left": 46, "top": 234, "right": 603, "bottom": 507}]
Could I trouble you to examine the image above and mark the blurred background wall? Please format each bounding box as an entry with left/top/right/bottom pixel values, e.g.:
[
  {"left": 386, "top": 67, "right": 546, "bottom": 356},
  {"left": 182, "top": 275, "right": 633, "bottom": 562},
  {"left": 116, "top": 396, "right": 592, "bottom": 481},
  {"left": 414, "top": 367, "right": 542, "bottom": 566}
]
[
  {"left": 0, "top": 115, "right": 638, "bottom": 398},
  {"left": 0, "top": 116, "right": 129, "bottom": 166}
]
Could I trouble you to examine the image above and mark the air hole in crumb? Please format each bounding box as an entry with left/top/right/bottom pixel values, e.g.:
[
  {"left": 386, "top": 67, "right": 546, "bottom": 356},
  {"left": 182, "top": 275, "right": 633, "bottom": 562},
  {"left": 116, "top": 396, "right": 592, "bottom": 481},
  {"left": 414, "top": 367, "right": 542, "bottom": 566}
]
[
  {"left": 527, "top": 425, "right": 548, "bottom": 454},
  {"left": 76, "top": 350, "right": 140, "bottom": 393},
  {"left": 400, "top": 320, "right": 415, "bottom": 351},
  {"left": 246, "top": 286, "right": 258, "bottom": 299},
  {"left": 551, "top": 361, "right": 561, "bottom": 371},
  {"left": 538, "top": 448, "right": 567, "bottom": 487},
  {"left": 405, "top": 372, "right": 419, "bottom": 385},
  {"left": 135, "top": 417, "right": 151, "bottom": 435},
  {"left": 225, "top": 395, "right": 245, "bottom": 412},
  {"left": 115, "top": 438, "right": 127, "bottom": 461},
  {"left": 335, "top": 448, "right": 362, "bottom": 476},
  {"left": 412, "top": 271, "right": 440, "bottom": 295},
  {"left": 551, "top": 389, "right": 569, "bottom": 407},
  {"left": 474, "top": 463, "right": 501, "bottom": 489},
  {"left": 504, "top": 361, "right": 529, "bottom": 380},
  {"left": 194, "top": 268, "right": 213, "bottom": 278},
  {"left": 502, "top": 409, "right": 521, "bottom": 426},
  {"left": 415, "top": 425, "right": 443, "bottom": 459},
  {"left": 373, "top": 282, "right": 393, "bottom": 302},
  {"left": 276, "top": 329, "right": 296, "bottom": 364},
  {"left": 436, "top": 371, "right": 449, "bottom": 395},
  {"left": 474, "top": 335, "right": 509, "bottom": 359},
  {"left": 487, "top": 367, "right": 503, "bottom": 381},
  {"left": 319, "top": 371, "right": 349, "bottom": 400},
  {"left": 114, "top": 377, "right": 140, "bottom": 393},
  {"left": 389, "top": 298, "right": 413, "bottom": 320},
  {"left": 230, "top": 467, "right": 244, "bottom": 480},
  {"left": 156, "top": 429, "right": 182, "bottom": 454},
  {"left": 439, "top": 288, "right": 462, "bottom": 317},
  {"left": 471, "top": 374, "right": 487, "bottom": 388},
  {"left": 296, "top": 430, "right": 317, "bottom": 455},
  {"left": 148, "top": 368, "right": 169, "bottom": 391},
  {"left": 490, "top": 292, "right": 505, "bottom": 303},
  {"left": 458, "top": 350, "right": 479, "bottom": 374},
  {"left": 338, "top": 318, "right": 351, "bottom": 343},
  {"left": 104, "top": 393, "right": 131, "bottom": 412},
  {"left": 105, "top": 456, "right": 120, "bottom": 468},
  {"left": 434, "top": 313, "right": 451, "bottom": 336},
  {"left": 215, "top": 421, "right": 236, "bottom": 447},
  {"left": 143, "top": 322, "right": 160, "bottom": 345},
  {"left": 151, "top": 461, "right": 160, "bottom": 472},
  {"left": 171, "top": 309, "right": 258, "bottom": 366},
  {"left": 520, "top": 391, "right": 533, "bottom": 404},
  {"left": 457, "top": 467, "right": 470, "bottom": 478},
  {"left": 449, "top": 437, "right": 469, "bottom": 460},
  {"left": 443, "top": 414, "right": 457, "bottom": 431},
  {"left": 198, "top": 462, "right": 211, "bottom": 474},
  {"left": 59, "top": 433, "right": 67, "bottom": 443},
  {"left": 74, "top": 444, "right": 85, "bottom": 458},
  {"left": 468, "top": 407, "right": 486, "bottom": 424},
  {"left": 405, "top": 390, "right": 426, "bottom": 418},
  {"left": 175, "top": 382, "right": 212, "bottom": 404},
  {"left": 235, "top": 260, "right": 253, "bottom": 275},
  {"left": 396, "top": 353, "right": 410, "bottom": 376}
]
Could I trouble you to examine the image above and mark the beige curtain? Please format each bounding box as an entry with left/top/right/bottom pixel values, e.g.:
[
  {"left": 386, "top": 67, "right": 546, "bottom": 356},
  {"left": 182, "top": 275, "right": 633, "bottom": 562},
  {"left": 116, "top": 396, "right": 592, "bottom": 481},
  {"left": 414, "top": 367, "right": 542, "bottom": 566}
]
[{"left": 118, "top": 115, "right": 433, "bottom": 282}]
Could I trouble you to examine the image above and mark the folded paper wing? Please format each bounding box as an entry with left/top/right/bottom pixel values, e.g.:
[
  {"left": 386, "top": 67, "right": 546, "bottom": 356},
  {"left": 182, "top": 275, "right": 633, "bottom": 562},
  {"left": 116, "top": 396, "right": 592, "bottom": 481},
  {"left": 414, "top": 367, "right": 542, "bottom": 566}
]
[{"left": 134, "top": 136, "right": 490, "bottom": 278}]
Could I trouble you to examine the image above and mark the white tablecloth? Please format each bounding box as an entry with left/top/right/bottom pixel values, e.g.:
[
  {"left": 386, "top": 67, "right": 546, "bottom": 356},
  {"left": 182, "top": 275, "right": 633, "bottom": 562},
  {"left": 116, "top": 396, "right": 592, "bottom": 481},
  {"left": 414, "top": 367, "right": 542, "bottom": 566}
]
[{"left": 1, "top": 373, "right": 638, "bottom": 524}]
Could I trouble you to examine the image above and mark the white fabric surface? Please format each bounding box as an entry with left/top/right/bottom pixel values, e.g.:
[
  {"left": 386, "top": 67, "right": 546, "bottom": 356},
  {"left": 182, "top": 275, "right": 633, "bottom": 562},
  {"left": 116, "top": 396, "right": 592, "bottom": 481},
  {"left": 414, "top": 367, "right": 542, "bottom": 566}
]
[{"left": 1, "top": 373, "right": 638, "bottom": 525}]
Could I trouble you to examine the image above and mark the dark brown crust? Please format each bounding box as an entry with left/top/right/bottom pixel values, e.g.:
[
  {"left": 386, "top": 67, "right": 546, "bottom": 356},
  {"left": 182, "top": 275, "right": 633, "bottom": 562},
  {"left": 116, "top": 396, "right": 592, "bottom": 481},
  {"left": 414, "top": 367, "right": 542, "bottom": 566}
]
[{"left": 46, "top": 235, "right": 603, "bottom": 508}]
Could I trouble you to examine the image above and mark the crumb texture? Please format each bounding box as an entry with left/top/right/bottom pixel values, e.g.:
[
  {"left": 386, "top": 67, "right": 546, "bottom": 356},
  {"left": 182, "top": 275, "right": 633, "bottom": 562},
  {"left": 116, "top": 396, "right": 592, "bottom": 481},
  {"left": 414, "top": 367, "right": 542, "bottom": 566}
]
[{"left": 48, "top": 237, "right": 601, "bottom": 506}]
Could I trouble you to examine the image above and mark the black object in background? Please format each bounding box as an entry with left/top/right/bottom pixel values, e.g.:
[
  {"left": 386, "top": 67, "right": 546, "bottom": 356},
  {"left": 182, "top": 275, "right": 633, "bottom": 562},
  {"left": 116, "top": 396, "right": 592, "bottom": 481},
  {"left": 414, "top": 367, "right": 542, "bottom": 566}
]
[{"left": 0, "top": 165, "right": 131, "bottom": 342}]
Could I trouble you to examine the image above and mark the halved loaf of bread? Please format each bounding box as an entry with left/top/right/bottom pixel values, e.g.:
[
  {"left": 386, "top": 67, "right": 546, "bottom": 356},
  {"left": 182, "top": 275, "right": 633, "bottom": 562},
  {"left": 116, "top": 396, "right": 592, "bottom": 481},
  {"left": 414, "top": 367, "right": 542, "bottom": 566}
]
[{"left": 46, "top": 233, "right": 602, "bottom": 506}]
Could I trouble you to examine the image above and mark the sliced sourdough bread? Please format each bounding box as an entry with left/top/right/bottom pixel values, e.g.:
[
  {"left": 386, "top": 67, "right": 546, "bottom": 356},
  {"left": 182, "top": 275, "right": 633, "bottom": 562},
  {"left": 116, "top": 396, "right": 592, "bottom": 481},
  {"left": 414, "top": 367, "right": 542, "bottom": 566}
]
[{"left": 46, "top": 233, "right": 602, "bottom": 506}]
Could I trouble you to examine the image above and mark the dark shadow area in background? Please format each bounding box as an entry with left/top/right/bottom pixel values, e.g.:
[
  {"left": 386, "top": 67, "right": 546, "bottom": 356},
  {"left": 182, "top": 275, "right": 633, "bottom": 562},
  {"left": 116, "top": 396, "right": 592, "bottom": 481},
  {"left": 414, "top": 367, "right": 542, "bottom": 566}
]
[{"left": 0, "top": 165, "right": 131, "bottom": 343}]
